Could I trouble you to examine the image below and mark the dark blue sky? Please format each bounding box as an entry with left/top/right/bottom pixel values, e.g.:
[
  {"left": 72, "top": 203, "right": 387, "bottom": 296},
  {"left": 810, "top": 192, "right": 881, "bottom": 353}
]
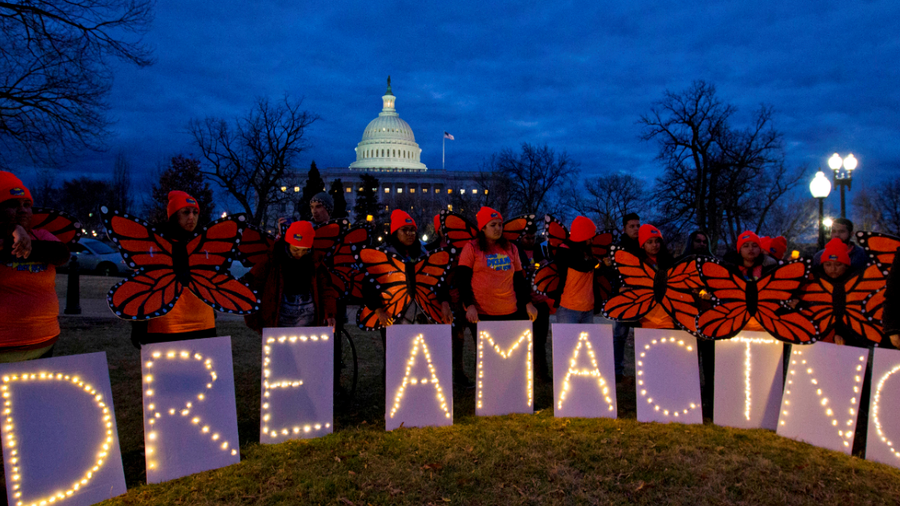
[{"left": 40, "top": 0, "right": 900, "bottom": 210}]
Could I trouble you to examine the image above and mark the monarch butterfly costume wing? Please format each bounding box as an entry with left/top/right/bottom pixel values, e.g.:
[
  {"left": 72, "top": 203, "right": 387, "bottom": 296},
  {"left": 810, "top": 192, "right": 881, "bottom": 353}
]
[
  {"left": 312, "top": 218, "right": 350, "bottom": 263},
  {"left": 236, "top": 221, "right": 275, "bottom": 268},
  {"left": 356, "top": 248, "right": 413, "bottom": 330},
  {"left": 542, "top": 214, "right": 568, "bottom": 258},
  {"left": 329, "top": 225, "right": 371, "bottom": 302},
  {"left": 697, "top": 259, "right": 817, "bottom": 343},
  {"left": 440, "top": 211, "right": 477, "bottom": 250},
  {"left": 659, "top": 257, "right": 703, "bottom": 334},
  {"left": 857, "top": 231, "right": 900, "bottom": 270},
  {"left": 532, "top": 261, "right": 560, "bottom": 297},
  {"left": 31, "top": 208, "right": 83, "bottom": 245},
  {"left": 501, "top": 214, "right": 536, "bottom": 242},
  {"left": 841, "top": 263, "right": 888, "bottom": 345},
  {"left": 101, "top": 207, "right": 259, "bottom": 320},
  {"left": 601, "top": 247, "right": 657, "bottom": 322},
  {"left": 412, "top": 247, "right": 456, "bottom": 324},
  {"left": 589, "top": 229, "right": 619, "bottom": 259}
]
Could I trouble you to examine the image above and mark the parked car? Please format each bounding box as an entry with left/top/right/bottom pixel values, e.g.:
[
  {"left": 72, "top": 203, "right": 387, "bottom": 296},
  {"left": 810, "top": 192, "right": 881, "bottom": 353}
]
[{"left": 66, "top": 238, "right": 131, "bottom": 276}]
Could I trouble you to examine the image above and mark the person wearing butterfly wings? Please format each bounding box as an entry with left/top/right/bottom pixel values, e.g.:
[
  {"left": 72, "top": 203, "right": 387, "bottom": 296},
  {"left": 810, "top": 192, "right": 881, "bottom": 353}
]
[
  {"left": 243, "top": 221, "right": 337, "bottom": 332},
  {"left": 116, "top": 191, "right": 258, "bottom": 347},
  {"left": 456, "top": 207, "right": 538, "bottom": 324},
  {"left": 550, "top": 216, "right": 602, "bottom": 324},
  {"left": 0, "top": 172, "right": 71, "bottom": 362}
]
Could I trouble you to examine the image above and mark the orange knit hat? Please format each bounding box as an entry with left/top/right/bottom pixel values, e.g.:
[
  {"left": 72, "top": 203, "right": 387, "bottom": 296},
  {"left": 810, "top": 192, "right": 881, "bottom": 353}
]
[
  {"left": 390, "top": 209, "right": 417, "bottom": 234},
  {"left": 166, "top": 190, "right": 200, "bottom": 218},
  {"left": 569, "top": 216, "right": 597, "bottom": 242},
  {"left": 476, "top": 206, "right": 502, "bottom": 230},
  {"left": 638, "top": 224, "right": 663, "bottom": 247},
  {"left": 285, "top": 221, "right": 315, "bottom": 248},
  {"left": 0, "top": 171, "right": 32, "bottom": 203},
  {"left": 822, "top": 238, "right": 850, "bottom": 265}
]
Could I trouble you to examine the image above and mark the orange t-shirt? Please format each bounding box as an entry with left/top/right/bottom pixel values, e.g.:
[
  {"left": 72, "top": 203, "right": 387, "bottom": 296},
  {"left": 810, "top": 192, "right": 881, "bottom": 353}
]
[
  {"left": 459, "top": 241, "right": 522, "bottom": 316},
  {"left": 0, "top": 229, "right": 61, "bottom": 349},
  {"left": 147, "top": 289, "right": 215, "bottom": 334},
  {"left": 560, "top": 268, "right": 594, "bottom": 312}
]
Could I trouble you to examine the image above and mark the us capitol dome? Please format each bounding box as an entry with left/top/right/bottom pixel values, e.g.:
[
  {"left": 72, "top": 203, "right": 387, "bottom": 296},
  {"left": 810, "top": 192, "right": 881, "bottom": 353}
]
[{"left": 349, "top": 76, "right": 427, "bottom": 171}]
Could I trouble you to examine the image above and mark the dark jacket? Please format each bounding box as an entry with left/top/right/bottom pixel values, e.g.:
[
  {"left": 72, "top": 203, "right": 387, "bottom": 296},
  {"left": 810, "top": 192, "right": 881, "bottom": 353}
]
[
  {"left": 548, "top": 242, "right": 599, "bottom": 309},
  {"left": 243, "top": 240, "right": 337, "bottom": 333}
]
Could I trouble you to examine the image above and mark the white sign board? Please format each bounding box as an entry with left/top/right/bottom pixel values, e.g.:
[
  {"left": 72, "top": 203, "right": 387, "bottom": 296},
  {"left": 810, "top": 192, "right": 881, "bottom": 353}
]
[
  {"left": 777, "top": 342, "right": 868, "bottom": 455},
  {"left": 261, "top": 327, "right": 333, "bottom": 443},
  {"left": 634, "top": 329, "right": 703, "bottom": 424},
  {"left": 714, "top": 332, "right": 784, "bottom": 430},
  {"left": 476, "top": 320, "right": 534, "bottom": 417},
  {"left": 141, "top": 336, "right": 241, "bottom": 483},
  {"left": 867, "top": 347, "right": 900, "bottom": 468},
  {"left": 385, "top": 325, "right": 453, "bottom": 430},
  {"left": 551, "top": 323, "right": 616, "bottom": 418},
  {"left": 0, "top": 352, "right": 127, "bottom": 506}
]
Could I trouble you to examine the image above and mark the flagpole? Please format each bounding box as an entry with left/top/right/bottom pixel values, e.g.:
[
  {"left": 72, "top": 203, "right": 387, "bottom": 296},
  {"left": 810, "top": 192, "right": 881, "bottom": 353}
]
[{"left": 442, "top": 135, "right": 445, "bottom": 170}]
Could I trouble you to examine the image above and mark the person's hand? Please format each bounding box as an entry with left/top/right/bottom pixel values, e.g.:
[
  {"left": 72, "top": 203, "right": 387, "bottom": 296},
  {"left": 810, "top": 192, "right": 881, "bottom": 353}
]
[
  {"left": 375, "top": 308, "right": 393, "bottom": 327},
  {"left": 466, "top": 305, "right": 479, "bottom": 324},
  {"left": 891, "top": 334, "right": 900, "bottom": 349},
  {"left": 441, "top": 301, "right": 453, "bottom": 324},
  {"left": 526, "top": 303, "right": 538, "bottom": 322},
  {"left": 326, "top": 317, "right": 336, "bottom": 331},
  {"left": 10, "top": 225, "right": 31, "bottom": 259},
  {"left": 834, "top": 335, "right": 845, "bottom": 346}
]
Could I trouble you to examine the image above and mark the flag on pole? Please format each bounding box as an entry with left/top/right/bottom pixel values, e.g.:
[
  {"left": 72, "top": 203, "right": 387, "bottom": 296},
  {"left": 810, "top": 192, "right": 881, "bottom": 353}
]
[{"left": 443, "top": 131, "right": 455, "bottom": 140}]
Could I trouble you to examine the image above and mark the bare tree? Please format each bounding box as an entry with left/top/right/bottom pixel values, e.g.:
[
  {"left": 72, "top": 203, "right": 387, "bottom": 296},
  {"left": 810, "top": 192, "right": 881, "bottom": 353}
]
[
  {"left": 872, "top": 175, "right": 900, "bottom": 235},
  {"left": 640, "top": 81, "right": 802, "bottom": 246},
  {"left": 0, "top": 0, "right": 154, "bottom": 166},
  {"left": 189, "top": 95, "right": 319, "bottom": 226},
  {"left": 565, "top": 173, "right": 646, "bottom": 230},
  {"left": 146, "top": 155, "right": 215, "bottom": 226},
  {"left": 480, "top": 143, "right": 579, "bottom": 218}
]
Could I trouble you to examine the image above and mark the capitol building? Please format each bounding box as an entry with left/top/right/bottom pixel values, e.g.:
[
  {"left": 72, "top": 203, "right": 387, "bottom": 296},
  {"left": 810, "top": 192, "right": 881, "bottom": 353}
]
[{"left": 312, "top": 78, "right": 484, "bottom": 225}]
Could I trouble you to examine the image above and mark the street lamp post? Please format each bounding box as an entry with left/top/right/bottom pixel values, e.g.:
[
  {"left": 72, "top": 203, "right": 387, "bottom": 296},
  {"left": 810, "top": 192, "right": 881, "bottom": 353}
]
[
  {"left": 810, "top": 171, "right": 832, "bottom": 250},
  {"left": 828, "top": 153, "right": 858, "bottom": 218}
]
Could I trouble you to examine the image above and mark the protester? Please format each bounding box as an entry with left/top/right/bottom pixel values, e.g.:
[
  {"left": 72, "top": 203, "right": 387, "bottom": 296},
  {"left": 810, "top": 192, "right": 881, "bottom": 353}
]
[
  {"left": 131, "top": 191, "right": 216, "bottom": 347},
  {"left": 812, "top": 218, "right": 867, "bottom": 269},
  {"left": 679, "top": 230, "right": 713, "bottom": 259},
  {"left": 243, "top": 221, "right": 337, "bottom": 332},
  {"left": 724, "top": 231, "right": 777, "bottom": 280},
  {"left": 0, "top": 172, "right": 70, "bottom": 362},
  {"left": 551, "top": 216, "right": 600, "bottom": 324},
  {"left": 760, "top": 236, "right": 788, "bottom": 262},
  {"left": 517, "top": 222, "right": 554, "bottom": 382},
  {"left": 457, "top": 207, "right": 538, "bottom": 323},
  {"left": 309, "top": 192, "right": 333, "bottom": 225},
  {"left": 611, "top": 212, "right": 641, "bottom": 385},
  {"left": 679, "top": 229, "right": 716, "bottom": 418}
]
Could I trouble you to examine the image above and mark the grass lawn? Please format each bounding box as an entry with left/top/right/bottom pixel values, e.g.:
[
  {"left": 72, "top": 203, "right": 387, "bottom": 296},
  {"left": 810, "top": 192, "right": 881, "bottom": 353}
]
[{"left": 4, "top": 274, "right": 900, "bottom": 504}]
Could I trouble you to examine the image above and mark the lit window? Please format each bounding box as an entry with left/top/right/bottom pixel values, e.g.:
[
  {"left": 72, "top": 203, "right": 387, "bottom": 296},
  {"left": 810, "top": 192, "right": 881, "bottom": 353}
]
[
  {"left": 280, "top": 186, "right": 287, "bottom": 192},
  {"left": 460, "top": 189, "right": 466, "bottom": 194},
  {"left": 358, "top": 187, "right": 363, "bottom": 192},
  {"left": 472, "top": 189, "right": 478, "bottom": 194},
  {"left": 346, "top": 187, "right": 352, "bottom": 193},
  {"left": 397, "top": 188, "right": 403, "bottom": 194},
  {"left": 423, "top": 188, "right": 428, "bottom": 193},
  {"left": 485, "top": 189, "right": 489, "bottom": 195},
  {"left": 447, "top": 204, "right": 453, "bottom": 211},
  {"left": 410, "top": 188, "right": 415, "bottom": 193},
  {"left": 384, "top": 205, "right": 389, "bottom": 211},
  {"left": 447, "top": 189, "right": 453, "bottom": 194},
  {"left": 385, "top": 188, "right": 390, "bottom": 193},
  {"left": 294, "top": 186, "right": 300, "bottom": 192}
]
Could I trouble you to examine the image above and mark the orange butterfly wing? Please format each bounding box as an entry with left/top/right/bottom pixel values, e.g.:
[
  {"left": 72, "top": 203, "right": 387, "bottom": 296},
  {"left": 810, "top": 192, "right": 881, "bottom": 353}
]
[
  {"left": 312, "top": 219, "right": 349, "bottom": 263},
  {"left": 543, "top": 215, "right": 568, "bottom": 258},
  {"left": 841, "top": 263, "right": 888, "bottom": 344},
  {"left": 31, "top": 208, "right": 83, "bottom": 245},
  {"left": 589, "top": 229, "right": 618, "bottom": 259},
  {"left": 107, "top": 270, "right": 182, "bottom": 320},
  {"left": 413, "top": 248, "right": 455, "bottom": 323},
  {"left": 857, "top": 231, "right": 900, "bottom": 269},
  {"left": 601, "top": 248, "right": 657, "bottom": 321},
  {"left": 532, "top": 261, "right": 560, "bottom": 297},
  {"left": 798, "top": 277, "right": 836, "bottom": 337},
  {"left": 236, "top": 222, "right": 275, "bottom": 268},
  {"left": 660, "top": 258, "right": 703, "bottom": 334},
  {"left": 183, "top": 216, "right": 258, "bottom": 314},
  {"left": 752, "top": 261, "right": 818, "bottom": 344},
  {"left": 100, "top": 207, "right": 174, "bottom": 270},
  {"left": 356, "top": 248, "right": 413, "bottom": 330},
  {"left": 695, "top": 260, "right": 751, "bottom": 340},
  {"left": 329, "top": 225, "right": 371, "bottom": 302},
  {"left": 501, "top": 214, "right": 535, "bottom": 242},
  {"left": 440, "top": 211, "right": 477, "bottom": 250}
]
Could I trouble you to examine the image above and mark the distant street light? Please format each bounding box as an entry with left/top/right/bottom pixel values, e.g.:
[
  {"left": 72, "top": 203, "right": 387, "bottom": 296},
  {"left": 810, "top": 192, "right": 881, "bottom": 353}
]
[
  {"left": 823, "top": 217, "right": 834, "bottom": 228},
  {"left": 827, "top": 153, "right": 857, "bottom": 218},
  {"left": 810, "top": 171, "right": 832, "bottom": 250}
]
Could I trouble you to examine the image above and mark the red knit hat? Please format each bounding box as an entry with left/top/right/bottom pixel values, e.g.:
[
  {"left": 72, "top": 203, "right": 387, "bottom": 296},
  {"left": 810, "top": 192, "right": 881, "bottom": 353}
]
[
  {"left": 638, "top": 224, "right": 662, "bottom": 247},
  {"left": 569, "top": 216, "right": 597, "bottom": 242},
  {"left": 0, "top": 171, "right": 33, "bottom": 203},
  {"left": 390, "top": 209, "right": 416, "bottom": 234},
  {"left": 167, "top": 190, "right": 200, "bottom": 218},
  {"left": 476, "top": 206, "right": 502, "bottom": 230},
  {"left": 759, "top": 236, "right": 772, "bottom": 254},
  {"left": 736, "top": 230, "right": 761, "bottom": 252},
  {"left": 433, "top": 214, "right": 441, "bottom": 234},
  {"left": 285, "top": 221, "right": 314, "bottom": 248},
  {"left": 768, "top": 236, "right": 787, "bottom": 259},
  {"left": 822, "top": 238, "right": 850, "bottom": 265}
]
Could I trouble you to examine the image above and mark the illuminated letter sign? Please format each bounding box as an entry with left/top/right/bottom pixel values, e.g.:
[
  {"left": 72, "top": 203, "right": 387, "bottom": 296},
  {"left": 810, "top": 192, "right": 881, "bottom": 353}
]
[
  {"left": 141, "top": 336, "right": 241, "bottom": 483},
  {"left": 385, "top": 325, "right": 453, "bottom": 430},
  {"left": 634, "top": 329, "right": 703, "bottom": 424},
  {"left": 867, "top": 347, "right": 900, "bottom": 468},
  {"left": 0, "top": 352, "right": 127, "bottom": 506},
  {"left": 713, "top": 332, "right": 783, "bottom": 429},
  {"left": 476, "top": 321, "right": 533, "bottom": 417},
  {"left": 777, "top": 342, "right": 867, "bottom": 455},
  {"left": 551, "top": 324, "right": 616, "bottom": 418},
  {"left": 261, "top": 327, "right": 333, "bottom": 443}
]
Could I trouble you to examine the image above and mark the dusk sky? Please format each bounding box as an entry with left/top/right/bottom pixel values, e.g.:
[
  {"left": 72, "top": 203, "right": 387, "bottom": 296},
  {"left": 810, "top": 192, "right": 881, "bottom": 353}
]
[{"left": 32, "top": 0, "right": 900, "bottom": 212}]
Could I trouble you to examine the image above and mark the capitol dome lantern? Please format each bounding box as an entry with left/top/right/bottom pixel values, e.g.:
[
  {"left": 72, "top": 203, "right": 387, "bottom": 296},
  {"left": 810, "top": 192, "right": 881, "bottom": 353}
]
[{"left": 350, "top": 76, "right": 427, "bottom": 172}]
